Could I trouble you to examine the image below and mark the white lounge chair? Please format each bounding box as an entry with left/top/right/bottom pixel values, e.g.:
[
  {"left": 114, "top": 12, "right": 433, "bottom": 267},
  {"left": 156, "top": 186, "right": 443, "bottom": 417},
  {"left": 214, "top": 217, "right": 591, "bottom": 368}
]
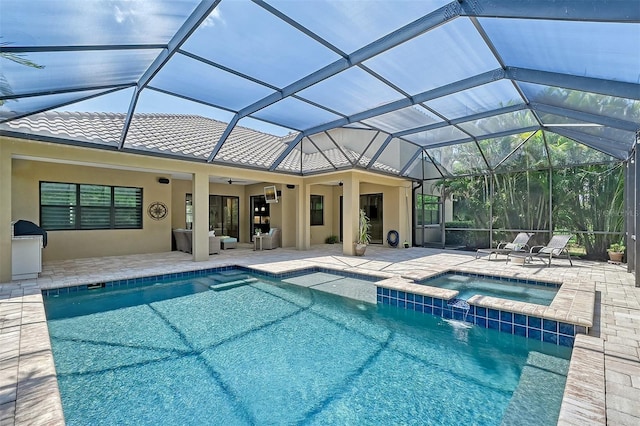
[
  {"left": 475, "top": 232, "right": 533, "bottom": 260},
  {"left": 508, "top": 234, "right": 573, "bottom": 267}
]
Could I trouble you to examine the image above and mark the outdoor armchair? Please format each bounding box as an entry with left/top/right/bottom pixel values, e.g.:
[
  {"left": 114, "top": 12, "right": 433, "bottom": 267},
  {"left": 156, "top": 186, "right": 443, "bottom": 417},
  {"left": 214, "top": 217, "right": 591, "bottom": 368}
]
[{"left": 258, "top": 228, "right": 281, "bottom": 250}]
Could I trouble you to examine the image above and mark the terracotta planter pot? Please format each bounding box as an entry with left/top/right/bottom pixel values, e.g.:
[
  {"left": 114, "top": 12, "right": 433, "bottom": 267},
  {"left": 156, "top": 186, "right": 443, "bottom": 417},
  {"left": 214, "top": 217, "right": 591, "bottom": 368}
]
[
  {"left": 608, "top": 251, "right": 623, "bottom": 263},
  {"left": 354, "top": 243, "right": 367, "bottom": 256}
]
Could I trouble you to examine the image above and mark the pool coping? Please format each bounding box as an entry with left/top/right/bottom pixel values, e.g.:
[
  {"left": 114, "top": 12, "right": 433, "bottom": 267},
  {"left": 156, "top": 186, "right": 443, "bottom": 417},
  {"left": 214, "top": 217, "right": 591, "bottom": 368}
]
[
  {"left": 378, "top": 269, "right": 594, "bottom": 329},
  {"left": 1, "top": 254, "right": 604, "bottom": 425}
]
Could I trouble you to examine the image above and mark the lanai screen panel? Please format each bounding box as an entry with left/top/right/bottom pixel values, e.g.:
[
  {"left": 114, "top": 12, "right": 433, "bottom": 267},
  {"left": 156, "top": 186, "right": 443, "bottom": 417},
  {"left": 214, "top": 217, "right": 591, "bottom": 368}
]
[
  {"left": 305, "top": 133, "right": 352, "bottom": 169},
  {"left": 1, "top": 88, "right": 138, "bottom": 147},
  {"left": 546, "top": 134, "right": 621, "bottom": 168},
  {"left": 538, "top": 113, "right": 635, "bottom": 146},
  {"left": 1, "top": 0, "right": 197, "bottom": 46},
  {"left": 370, "top": 138, "right": 420, "bottom": 175},
  {"left": 0, "top": 89, "right": 117, "bottom": 122},
  {"left": 410, "top": 154, "right": 444, "bottom": 181},
  {"left": 404, "top": 126, "right": 470, "bottom": 147},
  {"left": 424, "top": 80, "right": 524, "bottom": 121},
  {"left": 426, "top": 141, "right": 488, "bottom": 176},
  {"left": 297, "top": 67, "right": 404, "bottom": 117},
  {"left": 481, "top": 18, "right": 640, "bottom": 83},
  {"left": 213, "top": 118, "right": 294, "bottom": 169},
  {"left": 322, "top": 128, "right": 380, "bottom": 165},
  {"left": 363, "top": 18, "right": 501, "bottom": 96},
  {"left": 1, "top": 1, "right": 638, "bottom": 177},
  {"left": 362, "top": 106, "right": 441, "bottom": 134},
  {"left": 149, "top": 53, "right": 275, "bottom": 111},
  {"left": 495, "top": 133, "right": 549, "bottom": 173},
  {"left": 181, "top": 0, "right": 339, "bottom": 88},
  {"left": 265, "top": 0, "right": 450, "bottom": 53},
  {"left": 458, "top": 110, "right": 538, "bottom": 138},
  {"left": 1, "top": 50, "right": 161, "bottom": 100},
  {"left": 250, "top": 97, "right": 342, "bottom": 131},
  {"left": 477, "top": 132, "right": 537, "bottom": 170},
  {"left": 520, "top": 83, "right": 640, "bottom": 125}
]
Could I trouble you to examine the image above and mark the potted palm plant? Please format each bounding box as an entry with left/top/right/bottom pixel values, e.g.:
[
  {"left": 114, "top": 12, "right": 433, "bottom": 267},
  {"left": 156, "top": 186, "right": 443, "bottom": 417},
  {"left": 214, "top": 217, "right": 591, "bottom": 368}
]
[
  {"left": 354, "top": 209, "right": 371, "bottom": 256},
  {"left": 608, "top": 242, "right": 625, "bottom": 263}
]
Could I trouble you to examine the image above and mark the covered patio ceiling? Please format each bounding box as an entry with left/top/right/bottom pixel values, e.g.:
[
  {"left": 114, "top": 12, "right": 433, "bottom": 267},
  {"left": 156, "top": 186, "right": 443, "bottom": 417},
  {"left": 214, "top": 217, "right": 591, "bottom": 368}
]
[{"left": 1, "top": 0, "right": 639, "bottom": 179}]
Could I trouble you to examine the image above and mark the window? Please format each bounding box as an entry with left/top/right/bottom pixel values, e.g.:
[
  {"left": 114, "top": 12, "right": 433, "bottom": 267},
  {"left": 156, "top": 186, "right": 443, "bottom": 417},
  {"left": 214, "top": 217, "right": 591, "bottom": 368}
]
[
  {"left": 40, "top": 182, "right": 142, "bottom": 230},
  {"left": 310, "top": 195, "right": 324, "bottom": 226},
  {"left": 417, "top": 194, "right": 440, "bottom": 226}
]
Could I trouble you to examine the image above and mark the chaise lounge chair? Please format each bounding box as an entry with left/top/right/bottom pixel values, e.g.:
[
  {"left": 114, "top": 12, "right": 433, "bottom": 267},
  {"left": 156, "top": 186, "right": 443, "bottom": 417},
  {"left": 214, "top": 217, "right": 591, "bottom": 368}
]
[
  {"left": 475, "top": 232, "right": 533, "bottom": 260},
  {"left": 508, "top": 234, "right": 573, "bottom": 267}
]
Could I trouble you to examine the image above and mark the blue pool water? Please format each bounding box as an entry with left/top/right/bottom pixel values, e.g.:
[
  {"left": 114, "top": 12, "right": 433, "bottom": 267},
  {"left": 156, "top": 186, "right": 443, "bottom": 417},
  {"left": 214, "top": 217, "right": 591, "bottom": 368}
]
[
  {"left": 44, "top": 270, "right": 571, "bottom": 425},
  {"left": 423, "top": 274, "right": 558, "bottom": 305}
]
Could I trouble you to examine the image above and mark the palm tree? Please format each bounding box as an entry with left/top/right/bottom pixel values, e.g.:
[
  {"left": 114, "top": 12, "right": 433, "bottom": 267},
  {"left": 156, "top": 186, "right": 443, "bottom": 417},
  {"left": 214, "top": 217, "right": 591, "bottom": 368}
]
[{"left": 1, "top": 40, "right": 45, "bottom": 106}]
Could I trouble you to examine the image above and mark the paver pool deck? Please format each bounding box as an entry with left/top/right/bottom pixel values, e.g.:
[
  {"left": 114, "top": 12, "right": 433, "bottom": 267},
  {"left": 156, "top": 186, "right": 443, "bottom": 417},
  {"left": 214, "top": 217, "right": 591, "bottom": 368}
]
[{"left": 1, "top": 245, "right": 638, "bottom": 425}]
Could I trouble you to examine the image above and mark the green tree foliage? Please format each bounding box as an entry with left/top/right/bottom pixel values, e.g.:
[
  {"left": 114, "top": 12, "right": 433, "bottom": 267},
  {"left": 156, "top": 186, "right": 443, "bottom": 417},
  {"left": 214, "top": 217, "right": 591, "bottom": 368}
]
[
  {"left": 434, "top": 132, "right": 625, "bottom": 259},
  {"left": 552, "top": 164, "right": 624, "bottom": 259}
]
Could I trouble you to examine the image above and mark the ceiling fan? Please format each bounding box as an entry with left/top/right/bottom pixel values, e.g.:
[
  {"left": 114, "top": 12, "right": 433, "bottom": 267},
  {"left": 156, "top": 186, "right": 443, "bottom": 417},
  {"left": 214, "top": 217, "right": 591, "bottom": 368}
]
[{"left": 226, "top": 178, "right": 246, "bottom": 185}]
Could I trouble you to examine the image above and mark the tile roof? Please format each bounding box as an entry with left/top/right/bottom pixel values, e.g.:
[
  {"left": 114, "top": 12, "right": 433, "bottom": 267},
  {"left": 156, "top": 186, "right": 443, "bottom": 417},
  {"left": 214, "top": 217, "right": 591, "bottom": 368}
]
[{"left": 1, "top": 111, "right": 399, "bottom": 174}]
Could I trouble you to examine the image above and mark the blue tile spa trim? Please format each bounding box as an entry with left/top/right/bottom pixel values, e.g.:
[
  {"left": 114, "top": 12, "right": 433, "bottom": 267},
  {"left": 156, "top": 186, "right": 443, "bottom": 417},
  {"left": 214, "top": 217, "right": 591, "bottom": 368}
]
[
  {"left": 376, "top": 287, "right": 581, "bottom": 347},
  {"left": 418, "top": 270, "right": 562, "bottom": 289},
  {"left": 41, "top": 265, "right": 382, "bottom": 296}
]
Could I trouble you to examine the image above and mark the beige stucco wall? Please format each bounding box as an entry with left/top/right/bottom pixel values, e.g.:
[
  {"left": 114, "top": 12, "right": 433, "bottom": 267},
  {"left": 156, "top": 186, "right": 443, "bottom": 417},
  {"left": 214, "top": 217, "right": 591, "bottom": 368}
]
[
  {"left": 309, "top": 184, "right": 335, "bottom": 245},
  {"left": 12, "top": 159, "right": 172, "bottom": 261},
  {"left": 360, "top": 182, "right": 412, "bottom": 246},
  {"left": 1, "top": 135, "right": 413, "bottom": 279},
  {"left": 280, "top": 184, "right": 297, "bottom": 248}
]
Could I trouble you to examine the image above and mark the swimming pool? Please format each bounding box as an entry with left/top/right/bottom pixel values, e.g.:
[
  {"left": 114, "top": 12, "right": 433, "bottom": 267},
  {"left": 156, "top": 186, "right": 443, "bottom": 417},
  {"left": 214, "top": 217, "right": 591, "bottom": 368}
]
[
  {"left": 421, "top": 273, "right": 559, "bottom": 305},
  {"left": 44, "top": 269, "right": 571, "bottom": 425}
]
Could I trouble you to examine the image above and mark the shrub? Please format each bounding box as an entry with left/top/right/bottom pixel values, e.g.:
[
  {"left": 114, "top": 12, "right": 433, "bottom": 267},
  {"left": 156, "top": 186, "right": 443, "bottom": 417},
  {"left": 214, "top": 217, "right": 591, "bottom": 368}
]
[{"left": 325, "top": 235, "right": 339, "bottom": 244}]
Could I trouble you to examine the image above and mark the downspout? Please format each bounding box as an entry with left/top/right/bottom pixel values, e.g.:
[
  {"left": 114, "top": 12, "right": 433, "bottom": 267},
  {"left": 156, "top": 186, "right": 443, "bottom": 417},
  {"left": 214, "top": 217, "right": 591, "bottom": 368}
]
[{"left": 412, "top": 181, "right": 423, "bottom": 247}]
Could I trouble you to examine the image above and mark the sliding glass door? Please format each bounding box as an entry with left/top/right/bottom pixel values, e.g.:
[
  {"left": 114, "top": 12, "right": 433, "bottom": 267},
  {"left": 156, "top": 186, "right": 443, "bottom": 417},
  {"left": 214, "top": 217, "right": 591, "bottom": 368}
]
[{"left": 185, "top": 194, "right": 239, "bottom": 238}]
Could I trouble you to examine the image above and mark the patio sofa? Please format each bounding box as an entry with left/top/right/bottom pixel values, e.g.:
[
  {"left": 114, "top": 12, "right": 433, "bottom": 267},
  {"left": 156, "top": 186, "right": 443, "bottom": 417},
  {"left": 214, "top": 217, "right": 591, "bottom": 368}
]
[{"left": 172, "top": 229, "right": 220, "bottom": 254}]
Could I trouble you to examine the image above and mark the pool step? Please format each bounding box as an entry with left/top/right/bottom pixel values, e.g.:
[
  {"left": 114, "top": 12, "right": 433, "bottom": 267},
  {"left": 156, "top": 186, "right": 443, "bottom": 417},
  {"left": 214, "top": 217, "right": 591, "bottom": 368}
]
[
  {"left": 500, "top": 352, "right": 569, "bottom": 425},
  {"left": 209, "top": 277, "right": 258, "bottom": 292}
]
